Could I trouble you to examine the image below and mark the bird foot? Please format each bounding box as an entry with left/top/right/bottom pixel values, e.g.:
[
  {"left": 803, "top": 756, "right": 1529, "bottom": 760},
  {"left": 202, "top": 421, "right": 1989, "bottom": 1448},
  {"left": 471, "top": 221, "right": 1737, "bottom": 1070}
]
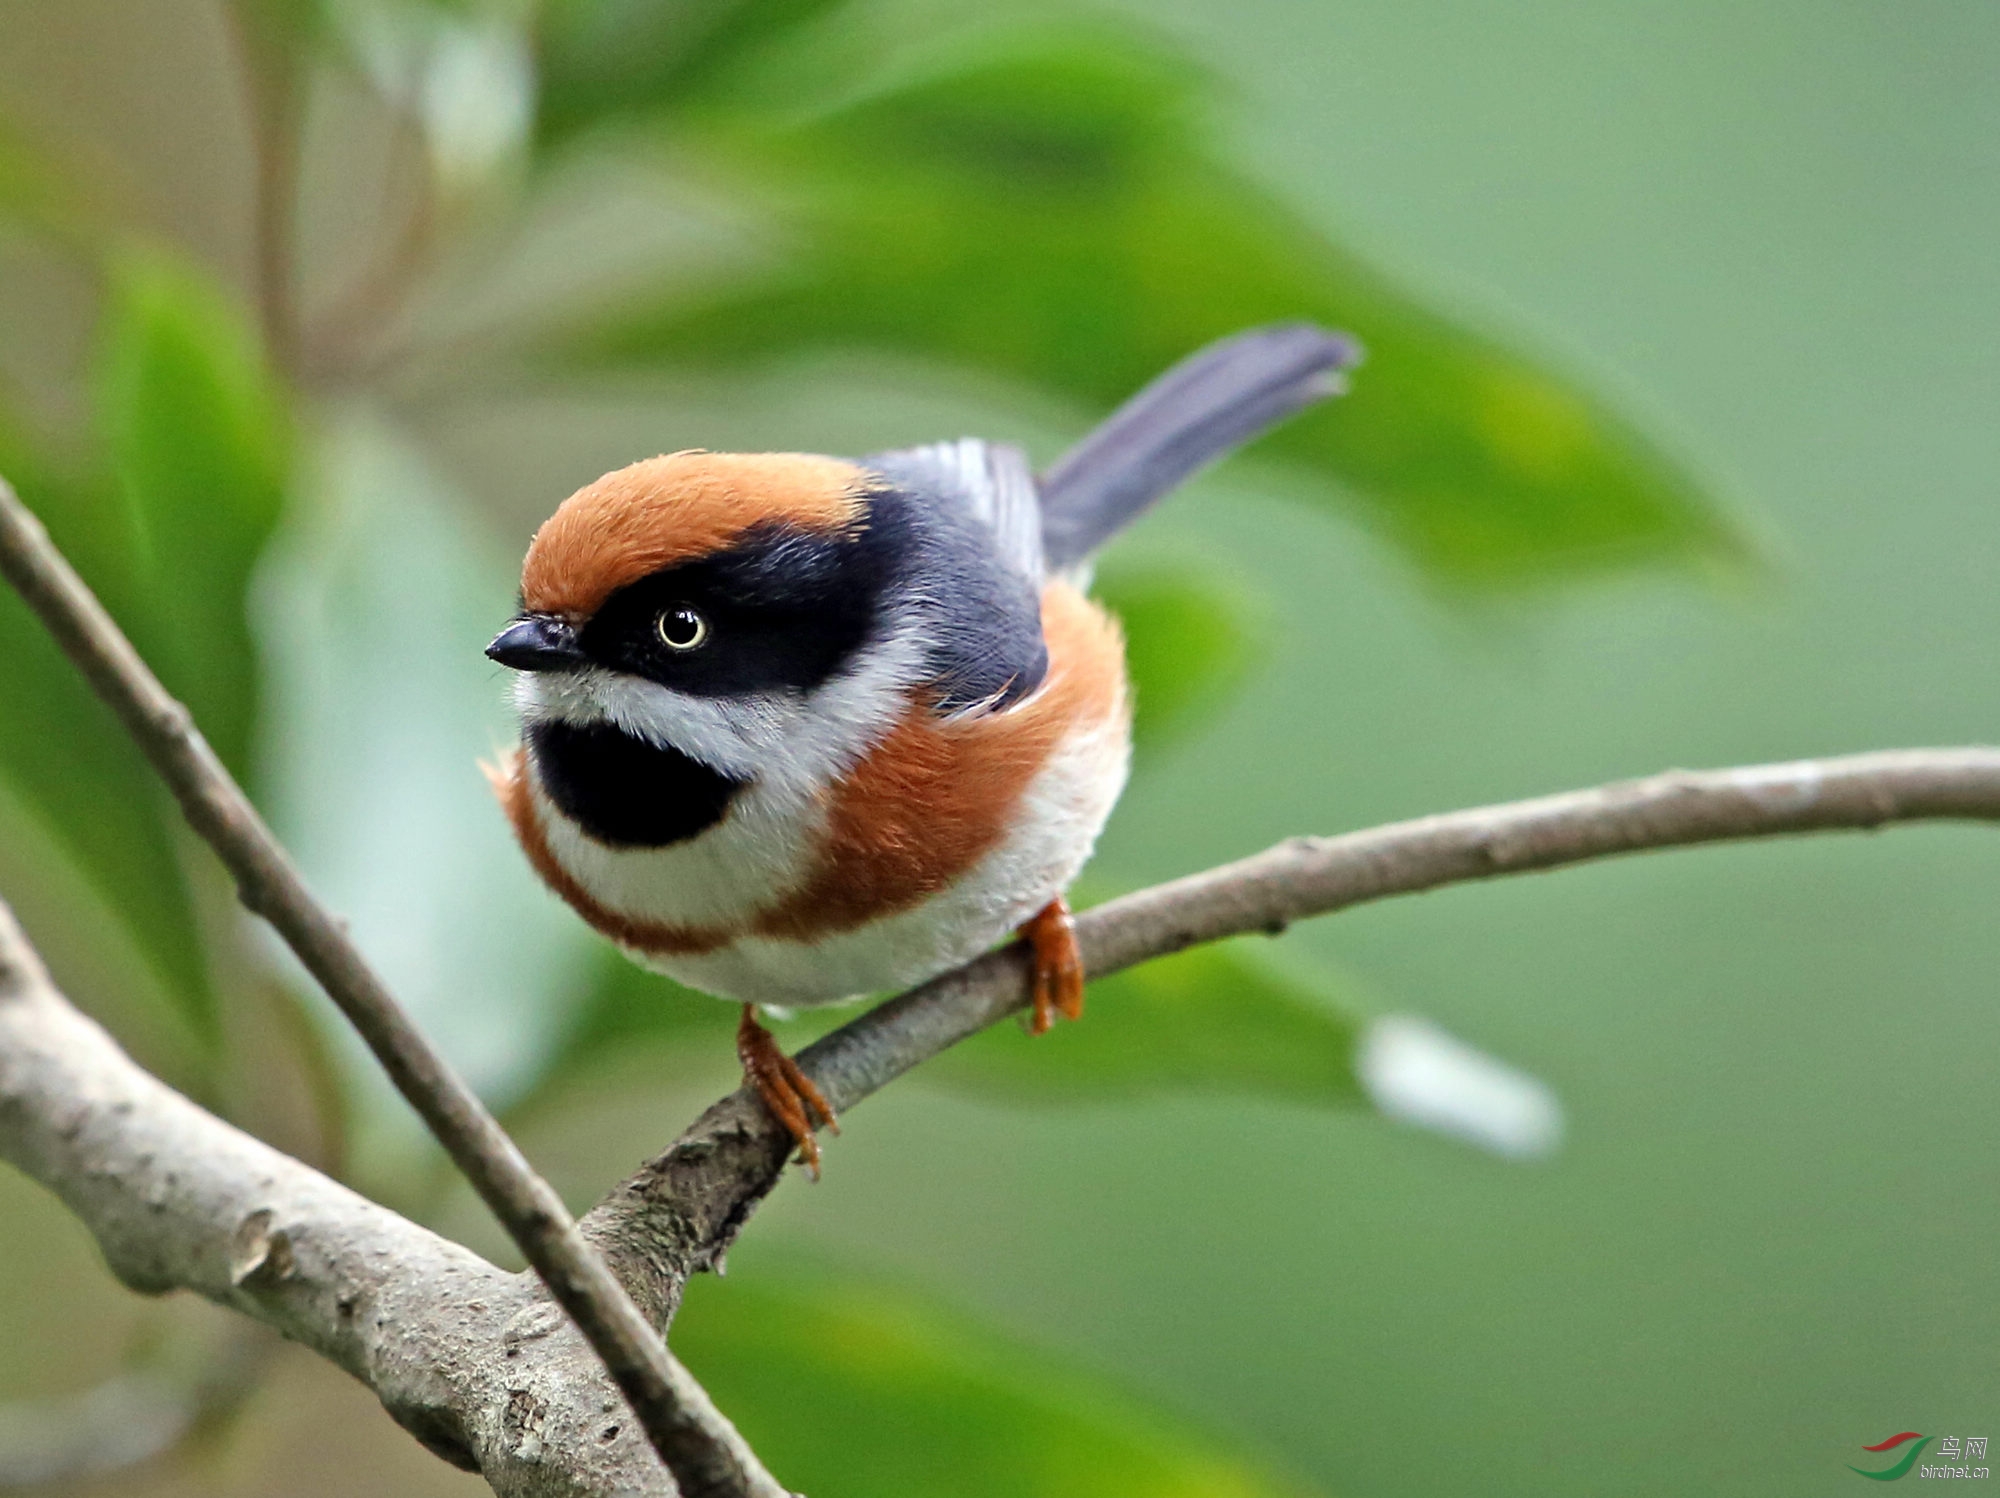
[
  {"left": 1020, "top": 895, "right": 1085, "bottom": 1036},
  {"left": 737, "top": 1005, "right": 839, "bottom": 1178}
]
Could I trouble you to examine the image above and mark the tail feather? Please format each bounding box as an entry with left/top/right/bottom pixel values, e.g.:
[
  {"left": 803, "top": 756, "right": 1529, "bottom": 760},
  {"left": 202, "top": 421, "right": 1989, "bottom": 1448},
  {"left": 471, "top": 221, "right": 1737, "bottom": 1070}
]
[{"left": 1036, "top": 323, "right": 1360, "bottom": 569}]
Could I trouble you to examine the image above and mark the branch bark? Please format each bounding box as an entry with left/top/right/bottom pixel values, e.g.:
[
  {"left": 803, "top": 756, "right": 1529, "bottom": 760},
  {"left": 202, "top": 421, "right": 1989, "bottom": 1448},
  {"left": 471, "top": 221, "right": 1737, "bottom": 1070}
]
[
  {"left": 0, "top": 898, "right": 686, "bottom": 1495},
  {"left": 7, "top": 419, "right": 2000, "bottom": 1496},
  {"left": 4, "top": 746, "right": 1996, "bottom": 1489},
  {"left": 0, "top": 477, "right": 786, "bottom": 1498},
  {"left": 580, "top": 747, "right": 2000, "bottom": 1325}
]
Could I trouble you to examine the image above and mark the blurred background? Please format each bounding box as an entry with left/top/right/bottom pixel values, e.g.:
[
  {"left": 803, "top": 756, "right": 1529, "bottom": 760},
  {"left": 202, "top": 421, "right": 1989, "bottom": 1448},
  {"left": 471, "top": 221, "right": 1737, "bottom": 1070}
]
[{"left": 1, "top": 1, "right": 1996, "bottom": 1495}]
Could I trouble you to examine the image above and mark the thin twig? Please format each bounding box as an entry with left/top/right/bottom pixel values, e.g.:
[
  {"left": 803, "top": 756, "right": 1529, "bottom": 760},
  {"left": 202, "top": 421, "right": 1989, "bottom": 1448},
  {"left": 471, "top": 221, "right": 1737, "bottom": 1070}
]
[
  {"left": 581, "top": 747, "right": 2000, "bottom": 1323},
  {"left": 222, "top": 1, "right": 301, "bottom": 377},
  {"left": 302, "top": 103, "right": 441, "bottom": 385},
  {"left": 0, "top": 476, "right": 788, "bottom": 1498}
]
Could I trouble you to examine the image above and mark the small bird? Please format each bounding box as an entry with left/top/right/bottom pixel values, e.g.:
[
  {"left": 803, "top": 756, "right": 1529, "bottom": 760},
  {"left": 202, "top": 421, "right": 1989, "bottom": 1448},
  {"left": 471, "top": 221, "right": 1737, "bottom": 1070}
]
[{"left": 486, "top": 324, "right": 1357, "bottom": 1171}]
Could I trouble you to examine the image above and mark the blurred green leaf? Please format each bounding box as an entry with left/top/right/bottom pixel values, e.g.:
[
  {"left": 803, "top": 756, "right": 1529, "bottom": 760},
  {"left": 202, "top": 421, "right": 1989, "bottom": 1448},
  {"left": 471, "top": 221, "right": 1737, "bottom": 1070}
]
[
  {"left": 1092, "top": 560, "right": 1262, "bottom": 754},
  {"left": 558, "top": 27, "right": 1739, "bottom": 583},
  {"left": 676, "top": 1269, "right": 1320, "bottom": 1498},
  {"left": 0, "top": 253, "right": 288, "bottom": 1045},
  {"left": 0, "top": 413, "right": 215, "bottom": 1042},
  {"left": 924, "top": 937, "right": 1363, "bottom": 1110},
  {"left": 513, "top": 940, "right": 1365, "bottom": 1137},
  {"left": 99, "top": 251, "right": 290, "bottom": 780},
  {"left": 533, "top": 0, "right": 853, "bottom": 145},
  {"left": 516, "top": 918, "right": 1362, "bottom": 1120}
]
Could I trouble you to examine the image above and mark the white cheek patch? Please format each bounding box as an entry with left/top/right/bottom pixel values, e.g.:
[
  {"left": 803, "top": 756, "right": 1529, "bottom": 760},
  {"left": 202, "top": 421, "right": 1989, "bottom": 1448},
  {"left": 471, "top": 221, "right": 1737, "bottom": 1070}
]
[
  {"left": 513, "top": 669, "right": 775, "bottom": 782},
  {"left": 510, "top": 620, "right": 928, "bottom": 797},
  {"left": 773, "top": 622, "right": 935, "bottom": 785}
]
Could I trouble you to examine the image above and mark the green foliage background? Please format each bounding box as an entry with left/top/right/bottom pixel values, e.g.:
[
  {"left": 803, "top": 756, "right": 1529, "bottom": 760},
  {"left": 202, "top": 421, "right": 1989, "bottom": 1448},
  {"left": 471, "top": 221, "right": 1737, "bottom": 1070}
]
[{"left": 0, "top": 2, "right": 1996, "bottom": 1496}]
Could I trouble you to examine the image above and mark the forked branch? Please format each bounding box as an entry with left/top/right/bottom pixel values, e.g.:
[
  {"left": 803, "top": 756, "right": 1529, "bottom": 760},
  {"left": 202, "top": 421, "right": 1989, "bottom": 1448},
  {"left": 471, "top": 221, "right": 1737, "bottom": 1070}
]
[
  {"left": 0, "top": 476, "right": 785, "bottom": 1498},
  {"left": 582, "top": 746, "right": 2000, "bottom": 1320},
  {"left": 5, "top": 469, "right": 1999, "bottom": 1496}
]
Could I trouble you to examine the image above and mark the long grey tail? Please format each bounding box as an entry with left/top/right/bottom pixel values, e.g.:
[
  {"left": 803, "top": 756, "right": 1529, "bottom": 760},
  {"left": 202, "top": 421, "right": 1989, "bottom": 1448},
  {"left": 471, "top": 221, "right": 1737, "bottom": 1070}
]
[{"left": 1036, "top": 323, "right": 1361, "bottom": 570}]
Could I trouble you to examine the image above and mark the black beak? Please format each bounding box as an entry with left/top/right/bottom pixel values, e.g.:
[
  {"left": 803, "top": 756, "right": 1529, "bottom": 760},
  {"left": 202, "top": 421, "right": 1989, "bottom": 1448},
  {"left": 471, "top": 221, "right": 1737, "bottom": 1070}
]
[{"left": 487, "top": 614, "right": 588, "bottom": 673}]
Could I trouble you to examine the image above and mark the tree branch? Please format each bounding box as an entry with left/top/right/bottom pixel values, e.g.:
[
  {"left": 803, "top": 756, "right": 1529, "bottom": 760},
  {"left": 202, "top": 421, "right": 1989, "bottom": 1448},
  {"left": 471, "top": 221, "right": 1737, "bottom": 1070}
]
[
  {"left": 0, "top": 477, "right": 786, "bottom": 1498},
  {"left": 7, "top": 430, "right": 1999, "bottom": 1493},
  {"left": 580, "top": 747, "right": 2000, "bottom": 1325},
  {"left": 0, "top": 896, "right": 695, "bottom": 1495},
  {"left": 2, "top": 579, "right": 1992, "bottom": 1481},
  {"left": 222, "top": 0, "right": 302, "bottom": 378}
]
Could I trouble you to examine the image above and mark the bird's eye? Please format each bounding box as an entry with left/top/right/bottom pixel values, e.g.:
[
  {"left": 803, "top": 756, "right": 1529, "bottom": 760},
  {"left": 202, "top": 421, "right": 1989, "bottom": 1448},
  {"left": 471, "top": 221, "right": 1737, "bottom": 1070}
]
[{"left": 655, "top": 605, "right": 709, "bottom": 652}]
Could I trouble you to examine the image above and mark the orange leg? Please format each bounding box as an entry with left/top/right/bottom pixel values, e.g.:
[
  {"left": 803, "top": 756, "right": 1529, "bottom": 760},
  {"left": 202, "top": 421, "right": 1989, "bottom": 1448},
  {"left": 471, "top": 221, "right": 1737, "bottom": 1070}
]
[
  {"left": 737, "top": 1005, "right": 839, "bottom": 1178},
  {"left": 1019, "top": 895, "right": 1086, "bottom": 1036}
]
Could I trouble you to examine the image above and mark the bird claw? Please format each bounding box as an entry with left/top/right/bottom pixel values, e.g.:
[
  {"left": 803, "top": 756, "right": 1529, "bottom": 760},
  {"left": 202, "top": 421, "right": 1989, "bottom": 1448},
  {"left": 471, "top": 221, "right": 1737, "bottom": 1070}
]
[
  {"left": 1019, "top": 896, "right": 1085, "bottom": 1035},
  {"left": 737, "top": 1005, "right": 839, "bottom": 1178}
]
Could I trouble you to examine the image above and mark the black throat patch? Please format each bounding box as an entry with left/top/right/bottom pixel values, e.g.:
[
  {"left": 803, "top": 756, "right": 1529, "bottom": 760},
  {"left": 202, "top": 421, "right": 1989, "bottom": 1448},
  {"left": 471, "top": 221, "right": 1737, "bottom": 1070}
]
[{"left": 528, "top": 719, "right": 744, "bottom": 849}]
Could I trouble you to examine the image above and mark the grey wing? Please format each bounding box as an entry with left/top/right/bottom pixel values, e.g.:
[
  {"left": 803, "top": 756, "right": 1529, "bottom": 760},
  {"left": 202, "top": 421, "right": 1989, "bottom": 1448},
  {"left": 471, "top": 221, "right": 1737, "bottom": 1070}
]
[
  {"left": 864, "top": 438, "right": 1045, "bottom": 581},
  {"left": 860, "top": 438, "right": 1049, "bottom": 713}
]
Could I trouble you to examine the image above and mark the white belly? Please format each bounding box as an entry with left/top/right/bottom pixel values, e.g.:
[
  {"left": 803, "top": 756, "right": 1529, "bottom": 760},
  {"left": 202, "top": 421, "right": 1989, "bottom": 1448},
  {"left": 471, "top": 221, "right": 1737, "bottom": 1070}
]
[{"left": 630, "top": 714, "right": 1129, "bottom": 1007}]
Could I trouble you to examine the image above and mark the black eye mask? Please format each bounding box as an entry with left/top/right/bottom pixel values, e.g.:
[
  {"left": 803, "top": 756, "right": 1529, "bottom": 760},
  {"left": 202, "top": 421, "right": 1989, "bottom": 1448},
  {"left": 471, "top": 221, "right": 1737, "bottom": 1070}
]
[
  {"left": 572, "top": 486, "right": 1047, "bottom": 715},
  {"left": 577, "top": 519, "right": 890, "bottom": 698}
]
